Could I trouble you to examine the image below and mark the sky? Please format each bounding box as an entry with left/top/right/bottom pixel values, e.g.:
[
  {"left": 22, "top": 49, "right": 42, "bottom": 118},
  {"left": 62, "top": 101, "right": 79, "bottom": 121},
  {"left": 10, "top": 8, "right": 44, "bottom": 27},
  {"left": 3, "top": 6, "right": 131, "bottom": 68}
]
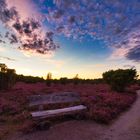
[{"left": 0, "top": 0, "right": 140, "bottom": 79}]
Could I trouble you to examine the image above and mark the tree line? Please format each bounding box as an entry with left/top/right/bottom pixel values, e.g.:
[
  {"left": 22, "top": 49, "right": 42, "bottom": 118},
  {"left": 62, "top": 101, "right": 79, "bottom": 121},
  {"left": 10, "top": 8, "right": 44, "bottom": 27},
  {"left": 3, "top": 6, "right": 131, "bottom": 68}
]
[{"left": 0, "top": 63, "right": 140, "bottom": 92}]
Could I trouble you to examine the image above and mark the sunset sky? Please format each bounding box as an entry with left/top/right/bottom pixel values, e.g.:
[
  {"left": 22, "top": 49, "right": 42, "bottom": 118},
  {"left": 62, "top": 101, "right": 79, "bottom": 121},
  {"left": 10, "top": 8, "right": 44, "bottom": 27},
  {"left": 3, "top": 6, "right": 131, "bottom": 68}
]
[{"left": 0, "top": 0, "right": 140, "bottom": 79}]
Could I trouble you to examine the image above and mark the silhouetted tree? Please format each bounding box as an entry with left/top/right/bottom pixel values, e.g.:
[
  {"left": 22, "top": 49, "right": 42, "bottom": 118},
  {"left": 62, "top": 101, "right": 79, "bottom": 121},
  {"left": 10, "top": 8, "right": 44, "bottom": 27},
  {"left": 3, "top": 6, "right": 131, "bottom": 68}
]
[
  {"left": 0, "top": 63, "right": 7, "bottom": 72},
  {"left": 73, "top": 74, "right": 80, "bottom": 85},
  {"left": 103, "top": 69, "right": 138, "bottom": 92},
  {"left": 6, "top": 69, "right": 16, "bottom": 89},
  {"left": 46, "top": 72, "right": 52, "bottom": 86},
  {"left": 0, "top": 63, "right": 16, "bottom": 90}
]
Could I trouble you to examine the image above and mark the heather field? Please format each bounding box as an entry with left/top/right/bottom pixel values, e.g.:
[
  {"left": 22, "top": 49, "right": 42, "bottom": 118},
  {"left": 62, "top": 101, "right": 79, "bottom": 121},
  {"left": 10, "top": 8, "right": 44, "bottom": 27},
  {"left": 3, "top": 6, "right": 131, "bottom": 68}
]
[{"left": 0, "top": 82, "right": 139, "bottom": 140}]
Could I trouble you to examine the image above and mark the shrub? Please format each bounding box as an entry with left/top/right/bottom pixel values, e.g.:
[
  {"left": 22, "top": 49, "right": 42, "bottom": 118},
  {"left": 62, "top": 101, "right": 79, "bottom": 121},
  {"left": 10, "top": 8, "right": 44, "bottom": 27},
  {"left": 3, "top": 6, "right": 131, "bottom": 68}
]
[
  {"left": 0, "top": 69, "right": 16, "bottom": 90},
  {"left": 16, "top": 75, "right": 44, "bottom": 83},
  {"left": 103, "top": 69, "right": 138, "bottom": 92},
  {"left": 60, "top": 77, "right": 68, "bottom": 85}
]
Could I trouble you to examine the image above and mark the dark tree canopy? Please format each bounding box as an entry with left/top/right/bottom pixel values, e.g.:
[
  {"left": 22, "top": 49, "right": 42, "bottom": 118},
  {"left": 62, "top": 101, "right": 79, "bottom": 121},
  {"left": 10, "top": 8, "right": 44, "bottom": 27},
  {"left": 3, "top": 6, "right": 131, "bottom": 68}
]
[
  {"left": 102, "top": 69, "right": 138, "bottom": 92},
  {"left": 0, "top": 63, "right": 16, "bottom": 90}
]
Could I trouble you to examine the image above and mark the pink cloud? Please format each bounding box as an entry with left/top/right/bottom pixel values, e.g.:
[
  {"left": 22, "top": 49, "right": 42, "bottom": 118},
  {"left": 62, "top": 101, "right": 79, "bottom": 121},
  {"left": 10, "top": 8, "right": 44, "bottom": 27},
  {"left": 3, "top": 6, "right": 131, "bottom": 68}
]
[
  {"left": 110, "top": 30, "right": 140, "bottom": 60},
  {"left": 0, "top": 0, "right": 59, "bottom": 55},
  {"left": 6, "top": 0, "right": 42, "bottom": 20}
]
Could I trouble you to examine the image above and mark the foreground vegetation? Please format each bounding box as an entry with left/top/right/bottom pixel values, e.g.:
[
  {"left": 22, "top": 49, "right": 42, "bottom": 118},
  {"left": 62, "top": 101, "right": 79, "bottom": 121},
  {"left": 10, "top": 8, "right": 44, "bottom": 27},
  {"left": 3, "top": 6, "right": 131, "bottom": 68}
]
[{"left": 0, "top": 82, "right": 139, "bottom": 139}]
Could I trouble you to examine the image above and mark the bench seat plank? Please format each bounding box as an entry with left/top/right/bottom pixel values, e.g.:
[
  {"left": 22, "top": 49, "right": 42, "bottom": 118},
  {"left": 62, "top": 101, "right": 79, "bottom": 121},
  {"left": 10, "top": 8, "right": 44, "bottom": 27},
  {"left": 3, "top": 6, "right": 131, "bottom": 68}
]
[{"left": 31, "top": 105, "right": 87, "bottom": 119}]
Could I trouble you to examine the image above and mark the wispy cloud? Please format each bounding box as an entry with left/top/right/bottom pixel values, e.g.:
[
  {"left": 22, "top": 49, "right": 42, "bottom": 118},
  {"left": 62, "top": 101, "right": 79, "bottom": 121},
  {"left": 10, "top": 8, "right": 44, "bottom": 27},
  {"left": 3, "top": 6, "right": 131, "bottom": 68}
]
[
  {"left": 44, "top": 59, "right": 65, "bottom": 68},
  {"left": 20, "top": 49, "right": 55, "bottom": 58},
  {"left": 110, "top": 30, "right": 140, "bottom": 61},
  {"left": 0, "top": 46, "right": 6, "bottom": 52},
  {"left": 123, "top": 65, "right": 136, "bottom": 69},
  {"left": 0, "top": 55, "right": 16, "bottom": 61}
]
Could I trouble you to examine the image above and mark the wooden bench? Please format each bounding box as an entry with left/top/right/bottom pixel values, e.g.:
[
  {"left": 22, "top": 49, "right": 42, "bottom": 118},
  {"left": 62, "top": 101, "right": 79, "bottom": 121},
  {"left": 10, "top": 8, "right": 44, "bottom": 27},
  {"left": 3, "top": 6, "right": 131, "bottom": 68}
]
[{"left": 29, "top": 92, "right": 87, "bottom": 121}]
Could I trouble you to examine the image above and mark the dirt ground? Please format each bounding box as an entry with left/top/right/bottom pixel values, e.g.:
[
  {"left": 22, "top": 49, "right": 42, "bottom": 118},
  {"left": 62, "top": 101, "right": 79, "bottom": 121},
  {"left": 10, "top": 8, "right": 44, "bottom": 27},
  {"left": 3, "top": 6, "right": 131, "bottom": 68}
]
[{"left": 6, "top": 90, "right": 140, "bottom": 140}]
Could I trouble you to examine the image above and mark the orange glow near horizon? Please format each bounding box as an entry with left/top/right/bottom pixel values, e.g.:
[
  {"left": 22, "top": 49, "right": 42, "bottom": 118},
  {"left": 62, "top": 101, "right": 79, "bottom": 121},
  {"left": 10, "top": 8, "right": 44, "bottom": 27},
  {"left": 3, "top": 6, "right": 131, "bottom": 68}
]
[{"left": 8, "top": 64, "right": 140, "bottom": 80}]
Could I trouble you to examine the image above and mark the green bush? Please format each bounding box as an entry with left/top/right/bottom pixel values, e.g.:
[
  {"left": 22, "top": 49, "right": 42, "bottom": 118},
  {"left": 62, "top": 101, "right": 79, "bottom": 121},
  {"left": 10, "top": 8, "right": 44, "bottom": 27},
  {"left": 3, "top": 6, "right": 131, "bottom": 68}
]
[{"left": 102, "top": 69, "right": 138, "bottom": 92}]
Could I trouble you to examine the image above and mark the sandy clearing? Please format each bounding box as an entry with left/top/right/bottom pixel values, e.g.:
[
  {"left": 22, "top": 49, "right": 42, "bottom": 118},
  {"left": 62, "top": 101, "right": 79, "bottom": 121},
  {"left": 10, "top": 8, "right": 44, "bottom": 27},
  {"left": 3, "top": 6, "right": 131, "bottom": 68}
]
[{"left": 7, "top": 90, "right": 140, "bottom": 140}]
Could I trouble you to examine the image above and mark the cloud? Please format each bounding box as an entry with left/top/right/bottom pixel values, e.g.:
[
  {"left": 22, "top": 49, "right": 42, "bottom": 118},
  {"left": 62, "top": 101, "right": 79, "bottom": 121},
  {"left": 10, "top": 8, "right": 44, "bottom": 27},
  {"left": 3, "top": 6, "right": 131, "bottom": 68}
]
[
  {"left": 6, "top": 0, "right": 40, "bottom": 20},
  {"left": 0, "top": 46, "right": 6, "bottom": 52},
  {"left": 86, "top": 64, "right": 105, "bottom": 68},
  {"left": 110, "top": 29, "right": 140, "bottom": 61},
  {"left": 123, "top": 65, "right": 136, "bottom": 69},
  {"left": 0, "top": 1, "right": 18, "bottom": 23},
  {"left": 126, "top": 46, "right": 140, "bottom": 62},
  {"left": 0, "top": 56, "right": 16, "bottom": 61},
  {"left": 45, "top": 59, "right": 65, "bottom": 68},
  {"left": 40, "top": 0, "right": 140, "bottom": 61},
  {"left": 110, "top": 47, "right": 129, "bottom": 60},
  {"left": 0, "top": 0, "right": 59, "bottom": 54},
  {"left": 20, "top": 49, "right": 55, "bottom": 58},
  {"left": 42, "top": 0, "right": 140, "bottom": 41}
]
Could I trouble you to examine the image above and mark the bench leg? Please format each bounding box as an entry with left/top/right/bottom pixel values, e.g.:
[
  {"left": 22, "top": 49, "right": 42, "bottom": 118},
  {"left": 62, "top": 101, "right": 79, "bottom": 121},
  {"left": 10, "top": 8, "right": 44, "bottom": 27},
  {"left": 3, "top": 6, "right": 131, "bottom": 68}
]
[
  {"left": 75, "top": 113, "right": 86, "bottom": 120},
  {"left": 36, "top": 121, "right": 51, "bottom": 131}
]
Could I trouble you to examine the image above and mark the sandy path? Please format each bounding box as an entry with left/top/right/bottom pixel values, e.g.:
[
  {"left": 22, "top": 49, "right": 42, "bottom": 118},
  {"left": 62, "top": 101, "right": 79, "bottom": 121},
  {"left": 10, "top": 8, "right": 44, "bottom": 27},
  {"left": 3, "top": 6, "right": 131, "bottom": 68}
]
[
  {"left": 100, "top": 90, "right": 140, "bottom": 140},
  {"left": 7, "top": 90, "right": 140, "bottom": 140}
]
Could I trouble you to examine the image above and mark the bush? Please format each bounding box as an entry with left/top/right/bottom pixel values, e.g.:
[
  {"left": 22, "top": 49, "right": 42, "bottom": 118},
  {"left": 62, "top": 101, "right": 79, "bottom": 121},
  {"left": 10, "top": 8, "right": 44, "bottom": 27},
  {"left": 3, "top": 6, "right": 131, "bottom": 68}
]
[
  {"left": 60, "top": 77, "right": 69, "bottom": 85},
  {"left": 16, "top": 75, "right": 44, "bottom": 83},
  {"left": 103, "top": 69, "right": 138, "bottom": 92},
  {"left": 0, "top": 69, "right": 16, "bottom": 90}
]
